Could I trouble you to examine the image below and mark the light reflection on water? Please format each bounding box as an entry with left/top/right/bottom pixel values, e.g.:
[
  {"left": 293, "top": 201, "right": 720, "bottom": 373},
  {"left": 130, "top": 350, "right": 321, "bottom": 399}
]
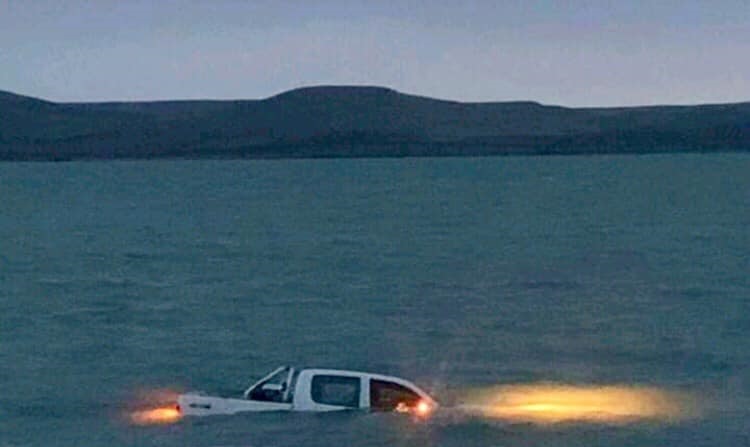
[
  {"left": 130, "top": 407, "right": 182, "bottom": 425},
  {"left": 455, "top": 384, "right": 701, "bottom": 424},
  {"left": 127, "top": 389, "right": 183, "bottom": 425}
]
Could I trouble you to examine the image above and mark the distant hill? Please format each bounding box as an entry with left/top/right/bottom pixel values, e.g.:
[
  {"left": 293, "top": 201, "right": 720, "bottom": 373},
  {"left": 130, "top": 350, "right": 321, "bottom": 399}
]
[{"left": 1, "top": 86, "right": 749, "bottom": 160}]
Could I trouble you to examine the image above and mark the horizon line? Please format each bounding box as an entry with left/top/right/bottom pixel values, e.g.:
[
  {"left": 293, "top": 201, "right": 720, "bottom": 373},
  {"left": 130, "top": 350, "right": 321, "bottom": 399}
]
[{"left": 2, "top": 84, "right": 749, "bottom": 110}]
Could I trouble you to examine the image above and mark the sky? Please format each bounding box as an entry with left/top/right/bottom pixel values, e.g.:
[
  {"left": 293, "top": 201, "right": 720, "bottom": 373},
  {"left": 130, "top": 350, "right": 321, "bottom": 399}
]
[{"left": 1, "top": 0, "right": 749, "bottom": 106}]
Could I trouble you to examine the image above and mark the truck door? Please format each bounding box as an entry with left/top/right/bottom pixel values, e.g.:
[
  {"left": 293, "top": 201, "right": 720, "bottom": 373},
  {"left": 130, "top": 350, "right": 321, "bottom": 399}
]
[{"left": 308, "top": 374, "right": 362, "bottom": 409}]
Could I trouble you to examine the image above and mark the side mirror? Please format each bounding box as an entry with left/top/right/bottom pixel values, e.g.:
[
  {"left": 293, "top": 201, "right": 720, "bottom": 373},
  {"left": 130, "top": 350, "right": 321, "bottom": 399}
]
[{"left": 261, "top": 383, "right": 284, "bottom": 392}]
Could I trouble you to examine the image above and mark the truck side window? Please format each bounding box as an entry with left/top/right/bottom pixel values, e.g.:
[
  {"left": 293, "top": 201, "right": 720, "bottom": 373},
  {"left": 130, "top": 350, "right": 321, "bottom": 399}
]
[
  {"left": 247, "top": 368, "right": 289, "bottom": 403},
  {"left": 370, "top": 379, "right": 420, "bottom": 411},
  {"left": 311, "top": 375, "right": 360, "bottom": 408},
  {"left": 247, "top": 383, "right": 285, "bottom": 403}
]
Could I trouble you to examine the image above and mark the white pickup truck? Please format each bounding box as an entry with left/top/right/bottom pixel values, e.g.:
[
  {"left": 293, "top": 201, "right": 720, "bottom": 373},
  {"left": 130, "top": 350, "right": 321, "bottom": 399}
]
[{"left": 177, "top": 366, "right": 437, "bottom": 417}]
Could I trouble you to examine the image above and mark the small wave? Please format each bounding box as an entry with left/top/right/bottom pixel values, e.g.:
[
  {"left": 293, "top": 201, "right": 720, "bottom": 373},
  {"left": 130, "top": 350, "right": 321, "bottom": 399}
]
[
  {"left": 657, "top": 284, "right": 716, "bottom": 300},
  {"left": 36, "top": 277, "right": 75, "bottom": 286},
  {"left": 35, "top": 276, "right": 131, "bottom": 288},
  {"left": 36, "top": 276, "right": 172, "bottom": 290},
  {"left": 515, "top": 280, "right": 580, "bottom": 291},
  {"left": 124, "top": 251, "right": 162, "bottom": 260}
]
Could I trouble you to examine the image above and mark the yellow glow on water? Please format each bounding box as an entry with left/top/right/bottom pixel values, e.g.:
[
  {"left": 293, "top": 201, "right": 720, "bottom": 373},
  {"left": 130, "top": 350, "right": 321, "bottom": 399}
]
[
  {"left": 130, "top": 406, "right": 182, "bottom": 425},
  {"left": 460, "top": 384, "right": 697, "bottom": 424}
]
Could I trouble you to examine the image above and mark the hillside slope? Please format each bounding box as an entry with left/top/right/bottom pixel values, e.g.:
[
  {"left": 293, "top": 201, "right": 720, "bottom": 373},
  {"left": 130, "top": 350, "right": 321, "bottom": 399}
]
[{"left": 2, "top": 86, "right": 749, "bottom": 160}]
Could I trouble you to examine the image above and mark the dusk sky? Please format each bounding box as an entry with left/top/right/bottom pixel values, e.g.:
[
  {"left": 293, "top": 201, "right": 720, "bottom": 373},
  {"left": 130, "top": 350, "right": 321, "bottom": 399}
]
[{"left": 1, "top": 0, "right": 748, "bottom": 106}]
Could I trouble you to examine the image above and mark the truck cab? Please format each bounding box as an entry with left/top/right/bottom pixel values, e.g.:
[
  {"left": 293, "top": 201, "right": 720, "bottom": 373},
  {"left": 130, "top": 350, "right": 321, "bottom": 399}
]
[{"left": 177, "top": 366, "right": 436, "bottom": 416}]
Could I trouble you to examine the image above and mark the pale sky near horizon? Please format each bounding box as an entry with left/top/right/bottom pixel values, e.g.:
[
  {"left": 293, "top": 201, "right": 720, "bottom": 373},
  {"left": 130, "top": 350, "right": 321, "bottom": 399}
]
[{"left": 1, "top": 0, "right": 748, "bottom": 106}]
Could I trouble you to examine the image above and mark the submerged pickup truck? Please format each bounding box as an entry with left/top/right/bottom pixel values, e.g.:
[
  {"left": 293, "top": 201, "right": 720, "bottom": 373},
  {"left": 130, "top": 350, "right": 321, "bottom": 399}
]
[{"left": 177, "top": 366, "right": 437, "bottom": 417}]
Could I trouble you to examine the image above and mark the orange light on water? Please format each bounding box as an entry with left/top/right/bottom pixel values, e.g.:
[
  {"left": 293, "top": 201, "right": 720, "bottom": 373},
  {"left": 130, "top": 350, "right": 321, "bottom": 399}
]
[
  {"left": 130, "top": 406, "right": 182, "bottom": 425},
  {"left": 415, "top": 400, "right": 433, "bottom": 417},
  {"left": 460, "top": 384, "right": 696, "bottom": 424}
]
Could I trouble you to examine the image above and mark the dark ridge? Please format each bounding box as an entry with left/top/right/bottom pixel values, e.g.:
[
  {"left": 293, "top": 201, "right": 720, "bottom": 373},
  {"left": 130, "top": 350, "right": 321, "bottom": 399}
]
[
  {"left": 267, "top": 85, "right": 399, "bottom": 100},
  {"left": 1, "top": 85, "right": 749, "bottom": 161},
  {"left": 0, "top": 90, "right": 51, "bottom": 104}
]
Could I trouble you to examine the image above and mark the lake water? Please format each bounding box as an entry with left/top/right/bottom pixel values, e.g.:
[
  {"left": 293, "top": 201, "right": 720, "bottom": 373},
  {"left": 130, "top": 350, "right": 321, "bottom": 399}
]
[{"left": 1, "top": 153, "right": 749, "bottom": 446}]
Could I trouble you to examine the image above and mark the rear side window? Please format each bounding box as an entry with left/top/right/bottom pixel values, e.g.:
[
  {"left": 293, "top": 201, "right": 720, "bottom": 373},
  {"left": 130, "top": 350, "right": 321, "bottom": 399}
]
[
  {"left": 311, "top": 375, "right": 361, "bottom": 408},
  {"left": 370, "top": 379, "right": 420, "bottom": 411}
]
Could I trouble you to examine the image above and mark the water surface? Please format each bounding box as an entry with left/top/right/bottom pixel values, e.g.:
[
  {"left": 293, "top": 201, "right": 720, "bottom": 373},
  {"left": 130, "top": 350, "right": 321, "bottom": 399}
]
[{"left": 1, "top": 153, "right": 749, "bottom": 446}]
